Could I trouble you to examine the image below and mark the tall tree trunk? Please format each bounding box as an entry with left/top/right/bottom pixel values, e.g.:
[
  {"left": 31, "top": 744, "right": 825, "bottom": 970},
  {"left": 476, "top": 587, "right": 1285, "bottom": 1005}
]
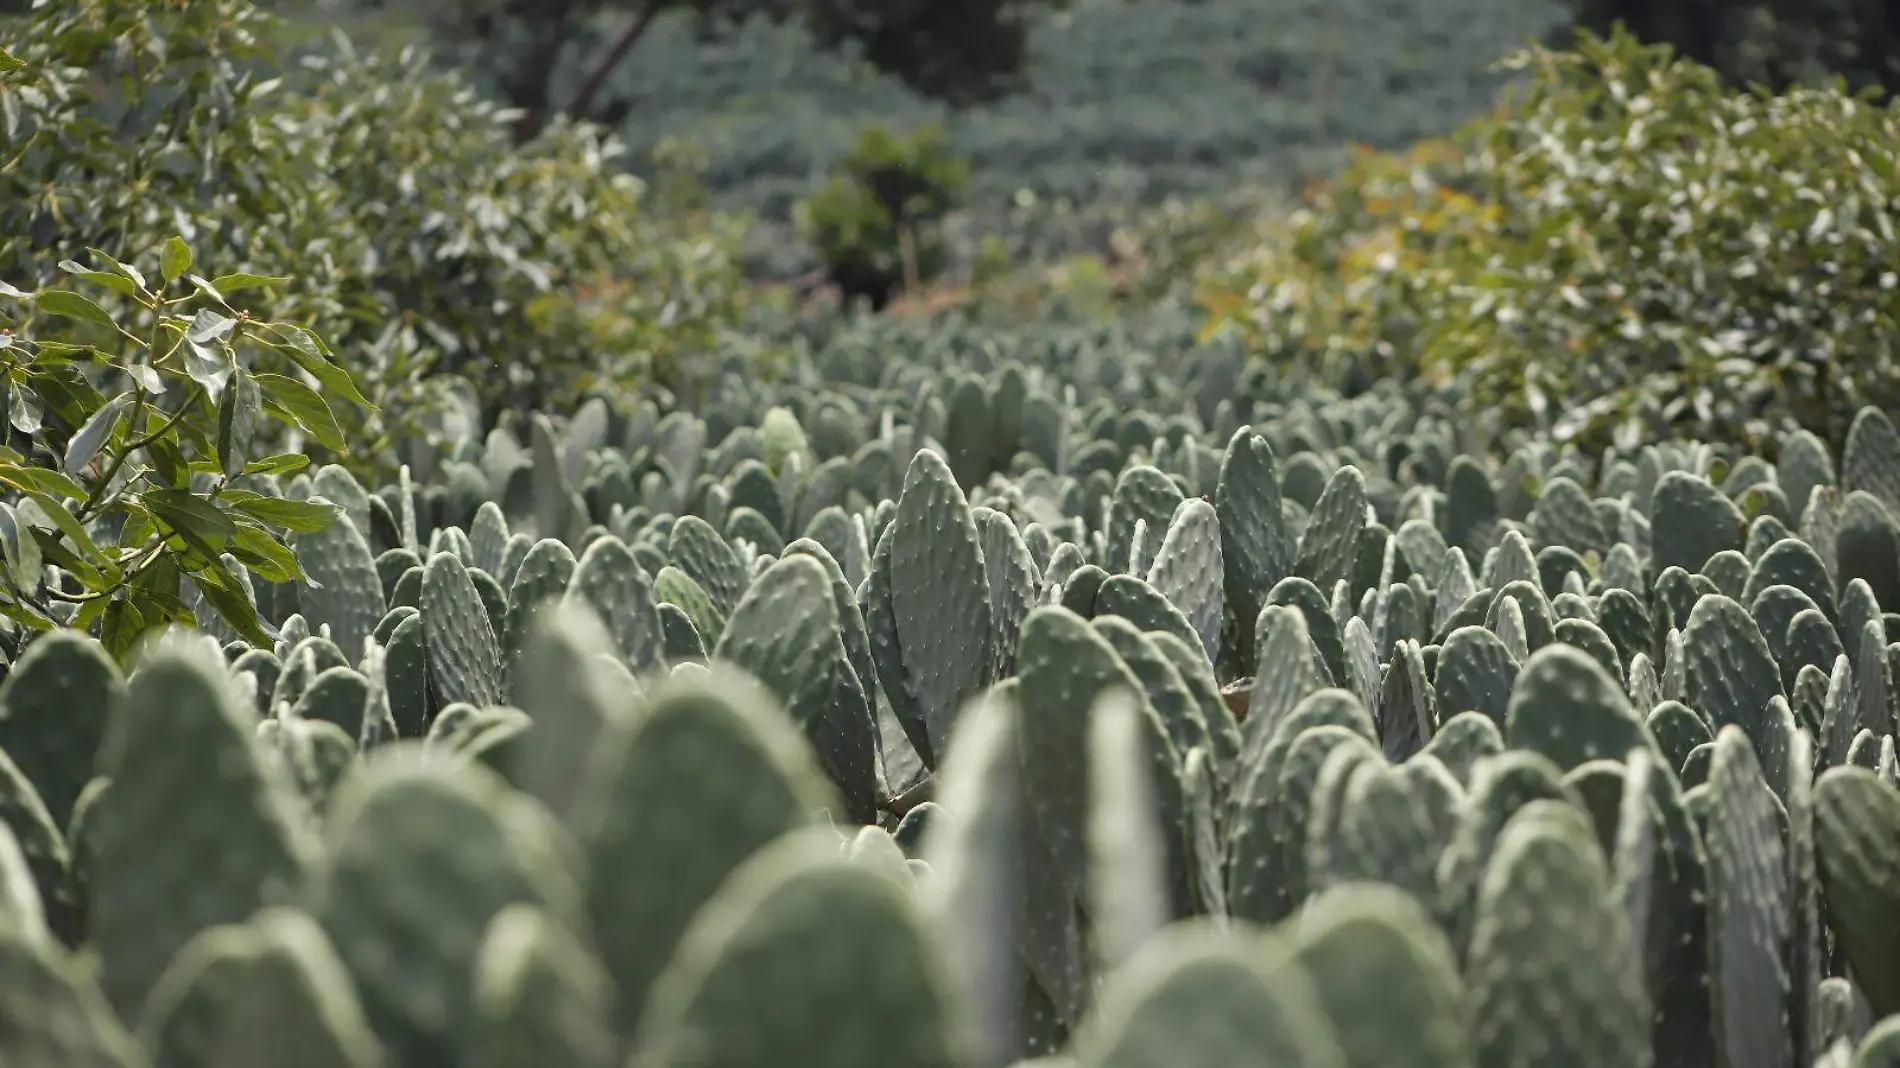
[
  {"left": 565, "top": 0, "right": 665, "bottom": 126},
  {"left": 503, "top": 3, "right": 579, "bottom": 144}
]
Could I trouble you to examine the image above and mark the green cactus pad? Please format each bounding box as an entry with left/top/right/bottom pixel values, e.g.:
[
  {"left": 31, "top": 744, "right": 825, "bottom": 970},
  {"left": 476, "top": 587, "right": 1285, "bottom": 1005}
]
[
  {"left": 889, "top": 449, "right": 998, "bottom": 757},
  {"left": 865, "top": 524, "right": 933, "bottom": 766},
  {"left": 1289, "top": 882, "right": 1475, "bottom": 1068},
  {"left": 310, "top": 752, "right": 585, "bottom": 1066},
  {"left": 421, "top": 552, "right": 505, "bottom": 708},
  {"left": 1813, "top": 766, "right": 1900, "bottom": 1016},
  {"left": 294, "top": 504, "right": 386, "bottom": 664},
  {"left": 1420, "top": 712, "right": 1505, "bottom": 786},
  {"left": 1146, "top": 498, "right": 1225, "bottom": 662},
  {"left": 564, "top": 535, "right": 664, "bottom": 675},
  {"left": 653, "top": 566, "right": 728, "bottom": 648},
  {"left": 1091, "top": 618, "right": 1213, "bottom": 790},
  {"left": 1651, "top": 472, "right": 1745, "bottom": 576},
  {"left": 0, "top": 630, "right": 126, "bottom": 828},
  {"left": 1505, "top": 644, "right": 1653, "bottom": 772},
  {"left": 1015, "top": 605, "right": 1159, "bottom": 905},
  {"left": 1432, "top": 750, "right": 1581, "bottom": 959},
  {"left": 1843, "top": 408, "right": 1900, "bottom": 518},
  {"left": 1216, "top": 429, "right": 1294, "bottom": 668},
  {"left": 90, "top": 646, "right": 317, "bottom": 1020},
  {"left": 288, "top": 666, "right": 371, "bottom": 744},
  {"left": 1241, "top": 604, "right": 1333, "bottom": 763},
  {"left": 0, "top": 912, "right": 147, "bottom": 1067},
  {"left": 1094, "top": 574, "right": 1205, "bottom": 660},
  {"left": 1087, "top": 689, "right": 1174, "bottom": 973},
  {"left": 1073, "top": 921, "right": 1346, "bottom": 1068},
  {"left": 0, "top": 820, "right": 48, "bottom": 945},
  {"left": 137, "top": 906, "right": 384, "bottom": 1068},
  {"left": 471, "top": 903, "right": 618, "bottom": 1068},
  {"left": 922, "top": 681, "right": 1086, "bottom": 1048},
  {"left": 1702, "top": 726, "right": 1794, "bottom": 1068},
  {"left": 1295, "top": 466, "right": 1369, "bottom": 597},
  {"left": 0, "top": 745, "right": 73, "bottom": 945},
  {"left": 1465, "top": 802, "right": 1652, "bottom": 1068},
  {"left": 568, "top": 666, "right": 834, "bottom": 1035},
  {"left": 507, "top": 602, "right": 637, "bottom": 819},
  {"left": 632, "top": 830, "right": 973, "bottom": 1068},
  {"left": 1151, "top": 631, "right": 1242, "bottom": 786}
]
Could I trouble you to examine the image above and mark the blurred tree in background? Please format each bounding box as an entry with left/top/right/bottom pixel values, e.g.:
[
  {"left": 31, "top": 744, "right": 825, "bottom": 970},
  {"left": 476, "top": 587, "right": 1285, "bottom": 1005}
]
[
  {"left": 292, "top": 0, "right": 1070, "bottom": 143},
  {"left": 1562, "top": 0, "right": 1900, "bottom": 91}
]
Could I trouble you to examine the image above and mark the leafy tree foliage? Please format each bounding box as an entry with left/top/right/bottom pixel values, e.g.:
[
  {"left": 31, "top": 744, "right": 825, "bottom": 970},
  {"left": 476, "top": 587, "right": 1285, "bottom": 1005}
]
[
  {"left": 1562, "top": 0, "right": 1900, "bottom": 91},
  {"left": 0, "top": 0, "right": 757, "bottom": 654},
  {"left": 1197, "top": 29, "right": 1900, "bottom": 452},
  {"left": 797, "top": 123, "right": 970, "bottom": 310}
]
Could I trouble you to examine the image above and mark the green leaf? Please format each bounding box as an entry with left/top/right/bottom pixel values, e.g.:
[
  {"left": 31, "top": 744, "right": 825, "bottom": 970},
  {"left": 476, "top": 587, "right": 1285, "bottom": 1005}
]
[
  {"left": 207, "top": 272, "right": 290, "bottom": 294},
  {"left": 143, "top": 487, "right": 236, "bottom": 557},
  {"left": 0, "top": 502, "right": 43, "bottom": 596},
  {"left": 99, "top": 597, "right": 154, "bottom": 665},
  {"left": 229, "top": 521, "right": 310, "bottom": 585},
  {"left": 0, "top": 464, "right": 86, "bottom": 502},
  {"left": 15, "top": 493, "right": 111, "bottom": 572},
  {"left": 34, "top": 290, "right": 117, "bottom": 329},
  {"left": 26, "top": 526, "right": 101, "bottom": 587},
  {"left": 188, "top": 557, "right": 273, "bottom": 646},
  {"left": 147, "top": 435, "right": 187, "bottom": 489},
  {"left": 24, "top": 363, "right": 107, "bottom": 430},
  {"left": 160, "top": 238, "right": 192, "bottom": 285},
  {"left": 28, "top": 341, "right": 96, "bottom": 361},
  {"left": 184, "top": 339, "right": 235, "bottom": 398},
  {"left": 241, "top": 453, "right": 311, "bottom": 477},
  {"left": 70, "top": 593, "right": 111, "bottom": 634},
  {"left": 255, "top": 372, "right": 346, "bottom": 451},
  {"left": 265, "top": 323, "right": 373, "bottom": 411},
  {"left": 185, "top": 308, "right": 237, "bottom": 344},
  {"left": 220, "top": 489, "right": 339, "bottom": 533},
  {"left": 0, "top": 598, "right": 56, "bottom": 634},
  {"left": 7, "top": 383, "right": 41, "bottom": 434},
  {"left": 118, "top": 507, "right": 156, "bottom": 550},
  {"left": 83, "top": 248, "right": 145, "bottom": 291},
  {"left": 57, "top": 265, "right": 139, "bottom": 298},
  {"left": 186, "top": 275, "right": 225, "bottom": 304},
  {"left": 131, "top": 552, "right": 193, "bottom": 622},
  {"left": 215, "top": 372, "right": 259, "bottom": 478},
  {"left": 63, "top": 391, "right": 131, "bottom": 476}
]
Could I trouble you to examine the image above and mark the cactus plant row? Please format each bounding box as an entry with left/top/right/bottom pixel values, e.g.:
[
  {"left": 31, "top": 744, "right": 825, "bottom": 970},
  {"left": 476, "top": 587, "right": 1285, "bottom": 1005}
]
[{"left": 5, "top": 320, "right": 1900, "bottom": 1068}]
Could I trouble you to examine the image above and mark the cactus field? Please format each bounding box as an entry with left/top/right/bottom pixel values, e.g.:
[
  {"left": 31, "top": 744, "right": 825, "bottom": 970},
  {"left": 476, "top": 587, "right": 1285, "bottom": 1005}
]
[{"left": 3, "top": 302, "right": 1900, "bottom": 1067}]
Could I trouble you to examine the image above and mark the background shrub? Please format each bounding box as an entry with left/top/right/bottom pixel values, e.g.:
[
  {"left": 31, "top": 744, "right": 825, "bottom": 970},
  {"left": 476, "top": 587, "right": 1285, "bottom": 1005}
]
[
  {"left": 796, "top": 123, "right": 972, "bottom": 310},
  {"left": 1, "top": 0, "right": 756, "bottom": 476},
  {"left": 1199, "top": 29, "right": 1900, "bottom": 453}
]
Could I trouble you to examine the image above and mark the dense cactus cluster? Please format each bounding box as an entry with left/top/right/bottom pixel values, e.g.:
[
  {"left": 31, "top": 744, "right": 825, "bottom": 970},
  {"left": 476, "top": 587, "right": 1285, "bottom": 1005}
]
[{"left": 4, "top": 315, "right": 1900, "bottom": 1068}]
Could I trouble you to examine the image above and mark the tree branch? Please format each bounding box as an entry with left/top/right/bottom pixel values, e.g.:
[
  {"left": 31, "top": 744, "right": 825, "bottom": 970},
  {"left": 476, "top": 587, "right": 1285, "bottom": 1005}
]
[
  {"left": 564, "top": 0, "right": 665, "bottom": 127},
  {"left": 503, "top": 1, "right": 582, "bottom": 145}
]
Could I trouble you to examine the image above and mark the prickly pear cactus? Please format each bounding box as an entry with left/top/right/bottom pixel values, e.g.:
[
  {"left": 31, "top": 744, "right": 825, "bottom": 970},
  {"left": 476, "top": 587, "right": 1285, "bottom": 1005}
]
[
  {"left": 421, "top": 552, "right": 505, "bottom": 708},
  {"left": 568, "top": 667, "right": 835, "bottom": 1036},
  {"left": 90, "top": 646, "right": 317, "bottom": 1020},
  {"left": 471, "top": 904, "right": 618, "bottom": 1068},
  {"left": 631, "top": 830, "right": 973, "bottom": 1068},
  {"left": 0, "top": 911, "right": 148, "bottom": 1067},
  {"left": 136, "top": 906, "right": 385, "bottom": 1068},
  {"left": 308, "top": 753, "right": 584, "bottom": 1065},
  {"left": 888, "top": 449, "right": 997, "bottom": 757},
  {"left": 1814, "top": 765, "right": 1900, "bottom": 1016},
  {"left": 0, "top": 630, "right": 125, "bottom": 828},
  {"left": 1465, "top": 802, "right": 1652, "bottom": 1068}
]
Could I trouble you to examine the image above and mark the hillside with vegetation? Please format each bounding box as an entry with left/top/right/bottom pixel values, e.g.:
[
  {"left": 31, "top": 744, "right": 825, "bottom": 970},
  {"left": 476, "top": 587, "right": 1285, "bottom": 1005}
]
[
  {"left": 269, "top": 0, "right": 1570, "bottom": 275},
  {"left": 5, "top": 2, "right": 1900, "bottom": 1067}
]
